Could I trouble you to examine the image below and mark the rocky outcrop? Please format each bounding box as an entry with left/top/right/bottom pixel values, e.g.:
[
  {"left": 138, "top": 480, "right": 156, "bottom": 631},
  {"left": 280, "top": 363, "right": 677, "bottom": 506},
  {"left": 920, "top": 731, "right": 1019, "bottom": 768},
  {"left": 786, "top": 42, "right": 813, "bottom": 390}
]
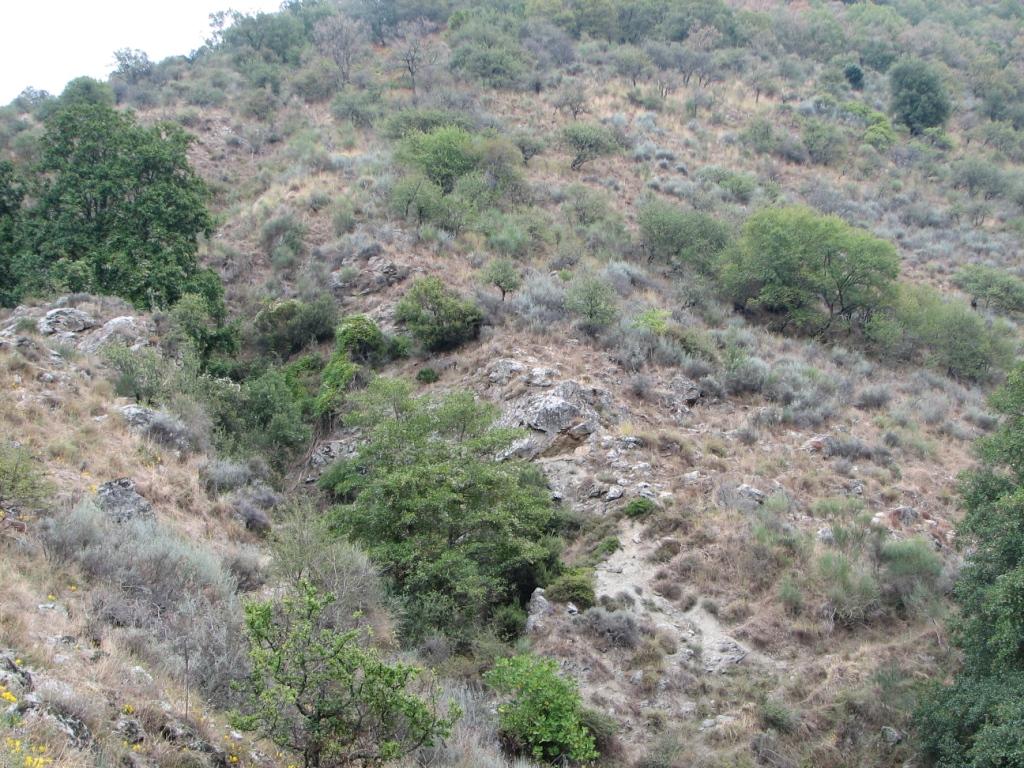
[
  {"left": 119, "top": 405, "right": 193, "bottom": 453},
  {"left": 502, "top": 380, "right": 615, "bottom": 458},
  {"left": 37, "top": 308, "right": 97, "bottom": 336},
  {"left": 96, "top": 478, "right": 153, "bottom": 523},
  {"left": 78, "top": 316, "right": 152, "bottom": 354}
]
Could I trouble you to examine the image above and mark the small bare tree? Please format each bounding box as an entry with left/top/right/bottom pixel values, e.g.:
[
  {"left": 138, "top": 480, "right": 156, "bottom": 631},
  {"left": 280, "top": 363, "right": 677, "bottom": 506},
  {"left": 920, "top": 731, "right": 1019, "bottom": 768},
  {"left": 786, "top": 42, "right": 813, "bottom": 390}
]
[
  {"left": 390, "top": 19, "right": 440, "bottom": 105},
  {"left": 313, "top": 14, "right": 369, "bottom": 87}
]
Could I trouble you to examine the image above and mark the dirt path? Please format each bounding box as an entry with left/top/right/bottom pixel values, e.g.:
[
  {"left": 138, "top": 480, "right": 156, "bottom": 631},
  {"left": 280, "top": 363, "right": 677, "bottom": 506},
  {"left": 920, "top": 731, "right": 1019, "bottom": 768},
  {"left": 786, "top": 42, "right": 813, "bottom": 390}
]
[{"left": 595, "top": 521, "right": 774, "bottom": 674}]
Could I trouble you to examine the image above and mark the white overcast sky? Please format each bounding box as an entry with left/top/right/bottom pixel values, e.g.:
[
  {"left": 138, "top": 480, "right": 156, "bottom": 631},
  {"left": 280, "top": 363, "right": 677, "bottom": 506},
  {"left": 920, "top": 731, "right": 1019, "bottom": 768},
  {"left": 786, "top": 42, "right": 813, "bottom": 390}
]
[{"left": 0, "top": 0, "right": 284, "bottom": 104}]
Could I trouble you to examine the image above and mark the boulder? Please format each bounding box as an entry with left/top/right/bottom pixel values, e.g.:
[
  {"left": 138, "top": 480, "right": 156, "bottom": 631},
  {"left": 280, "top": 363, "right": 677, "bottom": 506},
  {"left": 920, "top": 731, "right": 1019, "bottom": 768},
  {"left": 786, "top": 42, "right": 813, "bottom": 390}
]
[
  {"left": 37, "top": 308, "right": 96, "bottom": 335},
  {"left": 96, "top": 478, "right": 153, "bottom": 523},
  {"left": 890, "top": 506, "right": 919, "bottom": 525},
  {"left": 115, "top": 715, "right": 147, "bottom": 744},
  {"left": 667, "top": 375, "right": 703, "bottom": 406},
  {"left": 119, "top": 405, "right": 193, "bottom": 453},
  {"left": 486, "top": 358, "right": 527, "bottom": 385},
  {"left": 79, "top": 316, "right": 151, "bottom": 354},
  {"left": 527, "top": 367, "right": 557, "bottom": 387},
  {"left": 526, "top": 588, "right": 553, "bottom": 633}
]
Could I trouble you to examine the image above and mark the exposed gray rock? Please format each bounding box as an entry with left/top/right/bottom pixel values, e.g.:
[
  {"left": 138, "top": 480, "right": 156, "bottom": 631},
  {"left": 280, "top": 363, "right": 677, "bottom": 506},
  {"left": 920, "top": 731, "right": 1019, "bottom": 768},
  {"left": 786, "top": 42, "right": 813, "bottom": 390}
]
[
  {"left": 526, "top": 588, "right": 553, "bottom": 633},
  {"left": 606, "top": 485, "right": 624, "bottom": 501},
  {"left": 880, "top": 726, "right": 904, "bottom": 746},
  {"left": 703, "top": 639, "right": 747, "bottom": 673},
  {"left": 486, "top": 358, "right": 526, "bottom": 385},
  {"left": 502, "top": 381, "right": 613, "bottom": 458},
  {"left": 891, "top": 506, "right": 919, "bottom": 525},
  {"left": 79, "top": 316, "right": 151, "bottom": 354},
  {"left": 667, "top": 375, "right": 703, "bottom": 406},
  {"left": 717, "top": 482, "right": 767, "bottom": 512},
  {"left": 527, "top": 367, "right": 557, "bottom": 387},
  {"left": 0, "top": 651, "right": 32, "bottom": 690},
  {"left": 115, "top": 715, "right": 147, "bottom": 744},
  {"left": 96, "top": 478, "right": 153, "bottom": 523},
  {"left": 37, "top": 308, "right": 96, "bottom": 335},
  {"left": 119, "top": 405, "right": 193, "bottom": 453}
]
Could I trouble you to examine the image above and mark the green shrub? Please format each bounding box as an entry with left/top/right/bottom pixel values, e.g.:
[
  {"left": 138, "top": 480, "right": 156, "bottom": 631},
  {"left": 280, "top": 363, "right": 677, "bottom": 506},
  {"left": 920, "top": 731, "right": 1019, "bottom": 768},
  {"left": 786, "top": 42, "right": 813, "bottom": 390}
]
[
  {"left": 563, "top": 123, "right": 619, "bottom": 171},
  {"left": 485, "top": 654, "right": 598, "bottom": 762},
  {"left": 818, "top": 552, "right": 880, "bottom": 626},
  {"left": 390, "top": 174, "right": 448, "bottom": 226},
  {"left": 491, "top": 602, "right": 528, "bottom": 640},
  {"left": 334, "top": 314, "right": 387, "bottom": 363},
  {"left": 449, "top": 12, "right": 529, "bottom": 89},
  {"left": 637, "top": 199, "right": 731, "bottom": 272},
  {"left": 103, "top": 344, "right": 171, "bottom": 404},
  {"left": 565, "top": 275, "right": 618, "bottom": 335},
  {"left": 252, "top": 297, "right": 337, "bottom": 357},
  {"left": 759, "top": 699, "right": 798, "bottom": 733},
  {"left": 260, "top": 211, "right": 303, "bottom": 260},
  {"left": 868, "top": 284, "right": 1014, "bottom": 382},
  {"left": 802, "top": 119, "right": 846, "bottom": 165},
  {"left": 0, "top": 442, "right": 50, "bottom": 511},
  {"left": 394, "top": 277, "right": 483, "bottom": 351},
  {"left": 244, "top": 581, "right": 459, "bottom": 767},
  {"left": 721, "top": 206, "right": 899, "bottom": 335},
  {"left": 381, "top": 108, "right": 475, "bottom": 139},
  {"left": 955, "top": 264, "right": 1024, "bottom": 315},
  {"left": 314, "top": 354, "right": 360, "bottom": 419},
  {"left": 396, "top": 126, "right": 480, "bottom": 193},
  {"left": 415, "top": 367, "right": 440, "bottom": 384},
  {"left": 330, "top": 89, "right": 383, "bottom": 129},
  {"left": 545, "top": 569, "right": 595, "bottom": 609},
  {"left": 623, "top": 497, "right": 656, "bottom": 519},
  {"left": 914, "top": 364, "right": 1024, "bottom": 766},
  {"left": 879, "top": 537, "right": 942, "bottom": 611}
]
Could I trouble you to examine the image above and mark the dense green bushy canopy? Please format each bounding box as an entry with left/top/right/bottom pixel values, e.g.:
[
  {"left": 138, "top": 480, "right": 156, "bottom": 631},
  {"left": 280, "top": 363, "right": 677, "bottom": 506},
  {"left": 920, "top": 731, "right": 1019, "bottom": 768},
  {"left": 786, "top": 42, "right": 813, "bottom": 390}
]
[
  {"left": 321, "top": 378, "right": 563, "bottom": 643},
  {"left": 916, "top": 365, "right": 1024, "bottom": 766},
  {"left": 2, "top": 98, "right": 214, "bottom": 309}
]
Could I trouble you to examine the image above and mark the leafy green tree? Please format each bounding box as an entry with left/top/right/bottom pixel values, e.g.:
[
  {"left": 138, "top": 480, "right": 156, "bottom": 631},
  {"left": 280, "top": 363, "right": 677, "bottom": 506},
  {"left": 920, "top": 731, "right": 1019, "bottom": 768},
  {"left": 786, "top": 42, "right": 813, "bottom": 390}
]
[
  {"left": 565, "top": 275, "right": 619, "bottom": 335},
  {"left": 485, "top": 654, "right": 598, "bottom": 763},
  {"left": 563, "top": 122, "right": 619, "bottom": 170},
  {"left": 322, "top": 378, "right": 562, "bottom": 642},
  {"left": 396, "top": 126, "right": 480, "bottom": 193},
  {"left": 955, "top": 265, "right": 1024, "bottom": 316},
  {"left": 720, "top": 206, "right": 899, "bottom": 334},
  {"left": 915, "top": 364, "right": 1024, "bottom": 766},
  {"left": 0, "top": 160, "right": 27, "bottom": 306},
  {"left": 482, "top": 258, "right": 522, "bottom": 300},
  {"left": 244, "top": 580, "right": 459, "bottom": 768},
  {"left": 29, "top": 101, "right": 213, "bottom": 308},
  {"left": 867, "top": 284, "right": 1014, "bottom": 383},
  {"left": 56, "top": 76, "right": 115, "bottom": 109},
  {"left": 394, "top": 277, "right": 483, "bottom": 351},
  {"left": 637, "top": 198, "right": 731, "bottom": 272},
  {"left": 611, "top": 45, "right": 652, "bottom": 86},
  {"left": 889, "top": 58, "right": 951, "bottom": 135}
]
